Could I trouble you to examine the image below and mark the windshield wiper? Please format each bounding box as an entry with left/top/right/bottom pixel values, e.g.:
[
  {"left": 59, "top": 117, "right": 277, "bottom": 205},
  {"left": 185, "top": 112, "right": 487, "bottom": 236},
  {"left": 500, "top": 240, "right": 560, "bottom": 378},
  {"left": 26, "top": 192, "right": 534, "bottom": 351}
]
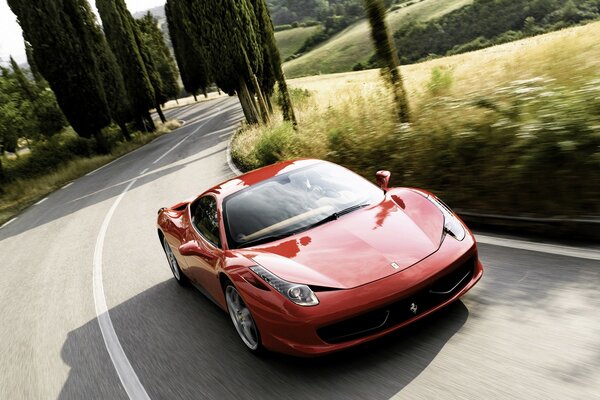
[
  {"left": 307, "top": 203, "right": 371, "bottom": 229},
  {"left": 237, "top": 204, "right": 370, "bottom": 248},
  {"left": 239, "top": 232, "right": 296, "bottom": 248}
]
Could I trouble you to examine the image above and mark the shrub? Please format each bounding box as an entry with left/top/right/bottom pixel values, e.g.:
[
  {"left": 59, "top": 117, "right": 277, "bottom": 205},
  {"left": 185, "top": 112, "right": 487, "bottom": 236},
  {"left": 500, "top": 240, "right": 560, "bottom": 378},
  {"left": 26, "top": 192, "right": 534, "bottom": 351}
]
[
  {"left": 426, "top": 67, "right": 453, "bottom": 96},
  {"left": 254, "top": 123, "right": 297, "bottom": 166}
]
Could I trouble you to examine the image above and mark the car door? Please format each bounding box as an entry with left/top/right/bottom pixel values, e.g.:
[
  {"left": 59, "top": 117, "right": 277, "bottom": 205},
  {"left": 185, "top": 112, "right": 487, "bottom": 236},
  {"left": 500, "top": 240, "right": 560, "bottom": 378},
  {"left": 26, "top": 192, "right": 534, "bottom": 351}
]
[{"left": 184, "top": 195, "right": 224, "bottom": 302}]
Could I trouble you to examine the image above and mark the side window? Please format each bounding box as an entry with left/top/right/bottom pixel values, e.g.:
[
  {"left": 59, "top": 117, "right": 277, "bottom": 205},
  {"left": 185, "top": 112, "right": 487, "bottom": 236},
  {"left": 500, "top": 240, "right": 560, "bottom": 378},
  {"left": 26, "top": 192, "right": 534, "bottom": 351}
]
[{"left": 193, "top": 196, "right": 221, "bottom": 248}]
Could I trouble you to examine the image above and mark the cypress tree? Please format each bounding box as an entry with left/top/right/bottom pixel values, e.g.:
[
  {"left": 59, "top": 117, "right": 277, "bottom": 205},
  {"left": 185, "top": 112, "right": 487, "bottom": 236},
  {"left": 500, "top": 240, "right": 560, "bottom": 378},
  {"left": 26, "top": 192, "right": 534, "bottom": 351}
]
[
  {"left": 137, "top": 13, "right": 181, "bottom": 103},
  {"left": 165, "top": 0, "right": 211, "bottom": 99},
  {"left": 96, "top": 0, "right": 157, "bottom": 130},
  {"left": 24, "top": 41, "right": 44, "bottom": 85},
  {"left": 94, "top": 35, "right": 133, "bottom": 141},
  {"left": 7, "top": 0, "right": 113, "bottom": 152},
  {"left": 364, "top": 0, "right": 410, "bottom": 123},
  {"left": 9, "top": 56, "right": 36, "bottom": 101},
  {"left": 188, "top": 0, "right": 264, "bottom": 124},
  {"left": 251, "top": 0, "right": 297, "bottom": 126}
]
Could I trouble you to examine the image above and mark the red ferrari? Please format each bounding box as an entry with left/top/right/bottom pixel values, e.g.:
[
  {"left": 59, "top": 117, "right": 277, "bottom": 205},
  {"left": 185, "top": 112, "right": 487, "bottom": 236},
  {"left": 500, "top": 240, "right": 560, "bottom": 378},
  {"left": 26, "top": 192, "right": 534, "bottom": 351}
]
[{"left": 157, "top": 159, "right": 483, "bottom": 356}]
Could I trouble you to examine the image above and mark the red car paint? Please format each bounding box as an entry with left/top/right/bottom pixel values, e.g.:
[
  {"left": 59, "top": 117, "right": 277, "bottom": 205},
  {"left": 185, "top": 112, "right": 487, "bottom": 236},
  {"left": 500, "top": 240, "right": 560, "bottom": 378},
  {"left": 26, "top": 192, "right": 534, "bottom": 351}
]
[{"left": 157, "top": 159, "right": 483, "bottom": 356}]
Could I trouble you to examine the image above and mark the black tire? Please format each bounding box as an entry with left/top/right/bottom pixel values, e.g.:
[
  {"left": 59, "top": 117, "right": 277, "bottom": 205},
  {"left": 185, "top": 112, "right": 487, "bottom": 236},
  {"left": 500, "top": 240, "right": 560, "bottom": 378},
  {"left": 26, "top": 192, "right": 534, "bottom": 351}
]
[
  {"left": 161, "top": 235, "right": 189, "bottom": 286},
  {"left": 224, "top": 280, "right": 264, "bottom": 354}
]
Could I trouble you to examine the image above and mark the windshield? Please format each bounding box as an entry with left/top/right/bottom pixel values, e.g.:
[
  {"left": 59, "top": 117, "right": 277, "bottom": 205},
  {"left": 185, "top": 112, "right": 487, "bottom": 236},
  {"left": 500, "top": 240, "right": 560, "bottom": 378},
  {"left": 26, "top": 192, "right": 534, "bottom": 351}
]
[{"left": 223, "top": 162, "right": 384, "bottom": 248}]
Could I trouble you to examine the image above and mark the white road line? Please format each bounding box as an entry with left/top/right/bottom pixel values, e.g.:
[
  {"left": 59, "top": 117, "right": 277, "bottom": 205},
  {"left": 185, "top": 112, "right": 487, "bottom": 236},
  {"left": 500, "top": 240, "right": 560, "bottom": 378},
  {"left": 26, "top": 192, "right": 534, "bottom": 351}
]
[
  {"left": 0, "top": 218, "right": 17, "bottom": 229},
  {"left": 93, "top": 178, "right": 150, "bottom": 400},
  {"left": 86, "top": 155, "right": 124, "bottom": 177},
  {"left": 92, "top": 102, "right": 239, "bottom": 400},
  {"left": 152, "top": 119, "right": 212, "bottom": 165},
  {"left": 34, "top": 197, "right": 48, "bottom": 206},
  {"left": 226, "top": 130, "right": 243, "bottom": 177},
  {"left": 206, "top": 126, "right": 235, "bottom": 137},
  {"left": 62, "top": 182, "right": 73, "bottom": 189},
  {"left": 476, "top": 234, "right": 600, "bottom": 261}
]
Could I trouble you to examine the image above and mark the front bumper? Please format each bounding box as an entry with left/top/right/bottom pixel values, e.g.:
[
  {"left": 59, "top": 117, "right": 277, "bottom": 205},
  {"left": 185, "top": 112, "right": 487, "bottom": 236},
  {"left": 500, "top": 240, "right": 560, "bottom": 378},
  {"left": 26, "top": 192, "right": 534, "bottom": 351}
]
[{"left": 233, "top": 234, "right": 483, "bottom": 357}]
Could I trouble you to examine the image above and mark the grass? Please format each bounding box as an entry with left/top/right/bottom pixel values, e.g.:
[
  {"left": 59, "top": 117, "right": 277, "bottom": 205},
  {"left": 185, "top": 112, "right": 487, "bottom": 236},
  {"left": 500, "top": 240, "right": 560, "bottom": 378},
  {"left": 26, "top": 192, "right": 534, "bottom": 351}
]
[
  {"left": 282, "top": 0, "right": 472, "bottom": 78},
  {"left": 0, "top": 120, "right": 180, "bottom": 226},
  {"left": 274, "top": 25, "right": 323, "bottom": 61},
  {"left": 233, "top": 21, "right": 600, "bottom": 218}
]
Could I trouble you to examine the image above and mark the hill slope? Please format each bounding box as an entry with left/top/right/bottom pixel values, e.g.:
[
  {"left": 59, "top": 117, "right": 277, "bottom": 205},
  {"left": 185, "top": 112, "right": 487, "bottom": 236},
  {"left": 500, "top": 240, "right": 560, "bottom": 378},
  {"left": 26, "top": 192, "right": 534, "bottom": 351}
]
[
  {"left": 282, "top": 0, "right": 472, "bottom": 78},
  {"left": 274, "top": 25, "right": 323, "bottom": 61}
]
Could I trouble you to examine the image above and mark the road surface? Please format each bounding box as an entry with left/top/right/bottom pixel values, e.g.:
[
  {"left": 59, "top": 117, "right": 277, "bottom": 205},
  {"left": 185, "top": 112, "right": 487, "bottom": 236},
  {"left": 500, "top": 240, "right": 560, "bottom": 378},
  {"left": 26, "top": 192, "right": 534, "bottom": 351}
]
[{"left": 1, "top": 97, "right": 599, "bottom": 400}]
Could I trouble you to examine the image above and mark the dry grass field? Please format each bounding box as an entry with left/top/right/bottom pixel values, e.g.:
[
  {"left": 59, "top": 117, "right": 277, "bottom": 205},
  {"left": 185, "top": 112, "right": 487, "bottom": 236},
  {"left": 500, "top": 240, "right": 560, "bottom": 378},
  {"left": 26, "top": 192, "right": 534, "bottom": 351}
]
[{"left": 233, "top": 21, "right": 600, "bottom": 217}]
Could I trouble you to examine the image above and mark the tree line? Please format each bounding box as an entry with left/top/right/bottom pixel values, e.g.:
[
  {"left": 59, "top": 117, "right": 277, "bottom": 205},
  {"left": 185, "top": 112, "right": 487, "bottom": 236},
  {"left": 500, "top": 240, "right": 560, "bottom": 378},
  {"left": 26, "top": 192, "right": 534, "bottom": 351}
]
[
  {"left": 165, "top": 0, "right": 296, "bottom": 127},
  {"left": 2, "top": 0, "right": 409, "bottom": 183},
  {"left": 393, "top": 0, "right": 600, "bottom": 64},
  {"left": 6, "top": 0, "right": 181, "bottom": 156}
]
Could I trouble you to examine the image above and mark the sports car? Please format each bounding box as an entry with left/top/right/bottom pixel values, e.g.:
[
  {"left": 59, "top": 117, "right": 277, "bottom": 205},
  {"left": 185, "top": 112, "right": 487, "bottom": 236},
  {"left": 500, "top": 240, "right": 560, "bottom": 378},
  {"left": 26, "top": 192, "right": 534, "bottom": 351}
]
[{"left": 157, "top": 159, "right": 483, "bottom": 356}]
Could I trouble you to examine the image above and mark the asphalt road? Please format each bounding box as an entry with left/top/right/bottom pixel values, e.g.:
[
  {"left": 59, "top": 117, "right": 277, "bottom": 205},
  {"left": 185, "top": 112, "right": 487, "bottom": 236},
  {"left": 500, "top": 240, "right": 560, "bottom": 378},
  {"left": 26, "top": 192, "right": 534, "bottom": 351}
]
[{"left": 1, "top": 97, "right": 599, "bottom": 400}]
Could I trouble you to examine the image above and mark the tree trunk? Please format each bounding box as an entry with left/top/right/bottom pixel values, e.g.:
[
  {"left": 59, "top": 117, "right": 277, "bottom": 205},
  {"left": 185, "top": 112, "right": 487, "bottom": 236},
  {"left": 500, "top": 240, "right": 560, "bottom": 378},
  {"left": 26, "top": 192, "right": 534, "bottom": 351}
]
[
  {"left": 0, "top": 158, "right": 5, "bottom": 185},
  {"left": 193, "top": 94, "right": 198, "bottom": 102},
  {"left": 364, "top": 0, "right": 411, "bottom": 123},
  {"left": 277, "top": 74, "right": 297, "bottom": 128},
  {"left": 203, "top": 88, "right": 208, "bottom": 98},
  {"left": 93, "top": 130, "right": 111, "bottom": 154},
  {"left": 118, "top": 121, "right": 131, "bottom": 141},
  {"left": 251, "top": 74, "right": 270, "bottom": 123},
  {"left": 238, "top": 80, "right": 259, "bottom": 124},
  {"left": 144, "top": 111, "right": 156, "bottom": 132},
  {"left": 155, "top": 101, "right": 167, "bottom": 123},
  {"left": 265, "top": 92, "right": 274, "bottom": 114},
  {"left": 389, "top": 67, "right": 410, "bottom": 123},
  {"left": 217, "top": 88, "right": 222, "bottom": 96}
]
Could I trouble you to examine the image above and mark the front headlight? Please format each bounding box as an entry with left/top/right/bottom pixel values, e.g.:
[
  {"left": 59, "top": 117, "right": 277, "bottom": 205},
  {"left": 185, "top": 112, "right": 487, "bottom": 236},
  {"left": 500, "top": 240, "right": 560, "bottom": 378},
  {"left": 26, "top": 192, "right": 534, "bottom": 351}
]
[
  {"left": 250, "top": 265, "right": 319, "bottom": 306},
  {"left": 428, "top": 195, "right": 466, "bottom": 241}
]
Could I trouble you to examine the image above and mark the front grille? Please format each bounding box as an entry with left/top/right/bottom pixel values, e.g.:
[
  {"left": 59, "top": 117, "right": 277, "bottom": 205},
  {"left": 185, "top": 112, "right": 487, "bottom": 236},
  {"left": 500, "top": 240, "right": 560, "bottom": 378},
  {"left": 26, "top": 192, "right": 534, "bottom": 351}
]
[{"left": 317, "top": 257, "right": 475, "bottom": 344}]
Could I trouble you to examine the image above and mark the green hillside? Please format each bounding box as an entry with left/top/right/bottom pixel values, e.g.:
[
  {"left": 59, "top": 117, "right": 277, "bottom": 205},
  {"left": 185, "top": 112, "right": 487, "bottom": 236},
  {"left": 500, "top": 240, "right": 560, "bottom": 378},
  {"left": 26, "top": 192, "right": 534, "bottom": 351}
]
[
  {"left": 282, "top": 0, "right": 472, "bottom": 78},
  {"left": 274, "top": 25, "right": 323, "bottom": 61}
]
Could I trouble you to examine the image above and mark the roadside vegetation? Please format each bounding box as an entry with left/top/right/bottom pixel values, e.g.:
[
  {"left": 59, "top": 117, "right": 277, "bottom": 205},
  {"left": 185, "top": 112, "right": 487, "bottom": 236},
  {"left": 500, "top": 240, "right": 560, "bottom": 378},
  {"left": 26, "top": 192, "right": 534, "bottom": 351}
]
[
  {"left": 232, "top": 22, "right": 600, "bottom": 218},
  {"left": 0, "top": 121, "right": 179, "bottom": 225}
]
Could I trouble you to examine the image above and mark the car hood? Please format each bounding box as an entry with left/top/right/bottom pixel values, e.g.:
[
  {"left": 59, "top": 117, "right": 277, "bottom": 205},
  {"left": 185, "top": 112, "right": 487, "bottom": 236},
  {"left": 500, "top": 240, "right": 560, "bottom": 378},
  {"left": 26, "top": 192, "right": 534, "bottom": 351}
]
[{"left": 237, "top": 191, "right": 445, "bottom": 289}]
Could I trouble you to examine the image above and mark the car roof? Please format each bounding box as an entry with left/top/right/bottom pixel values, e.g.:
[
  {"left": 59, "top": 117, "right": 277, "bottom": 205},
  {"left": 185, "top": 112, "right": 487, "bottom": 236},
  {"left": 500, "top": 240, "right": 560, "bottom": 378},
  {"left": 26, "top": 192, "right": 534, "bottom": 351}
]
[{"left": 207, "top": 159, "right": 324, "bottom": 200}]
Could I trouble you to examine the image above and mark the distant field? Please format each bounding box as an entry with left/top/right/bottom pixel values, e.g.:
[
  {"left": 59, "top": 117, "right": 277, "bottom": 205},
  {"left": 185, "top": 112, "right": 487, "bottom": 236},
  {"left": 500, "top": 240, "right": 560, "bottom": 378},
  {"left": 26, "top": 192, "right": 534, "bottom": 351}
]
[
  {"left": 274, "top": 25, "right": 322, "bottom": 61},
  {"left": 282, "top": 0, "right": 472, "bottom": 78},
  {"left": 285, "top": 20, "right": 600, "bottom": 106}
]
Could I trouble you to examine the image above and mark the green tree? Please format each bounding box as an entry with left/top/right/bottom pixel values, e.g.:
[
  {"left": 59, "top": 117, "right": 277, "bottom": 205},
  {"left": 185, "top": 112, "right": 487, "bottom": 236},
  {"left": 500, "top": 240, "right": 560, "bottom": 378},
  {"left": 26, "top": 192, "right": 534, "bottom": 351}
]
[
  {"left": 165, "top": 0, "right": 211, "bottom": 99},
  {"left": 364, "top": 0, "right": 410, "bottom": 122},
  {"left": 251, "top": 0, "right": 297, "bottom": 126},
  {"left": 137, "top": 12, "right": 181, "bottom": 103},
  {"left": 9, "top": 56, "right": 66, "bottom": 138},
  {"left": 24, "top": 41, "right": 44, "bottom": 85},
  {"left": 188, "top": 0, "right": 264, "bottom": 124},
  {"left": 8, "top": 0, "right": 113, "bottom": 152},
  {"left": 96, "top": 0, "right": 158, "bottom": 130},
  {"left": 93, "top": 30, "right": 133, "bottom": 141}
]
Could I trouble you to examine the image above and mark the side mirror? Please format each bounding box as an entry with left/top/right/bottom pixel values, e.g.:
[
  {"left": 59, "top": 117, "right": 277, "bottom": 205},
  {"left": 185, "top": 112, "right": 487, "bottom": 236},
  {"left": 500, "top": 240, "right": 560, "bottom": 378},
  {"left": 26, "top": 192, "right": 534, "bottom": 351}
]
[
  {"left": 179, "top": 241, "right": 208, "bottom": 257},
  {"left": 376, "top": 170, "right": 391, "bottom": 193}
]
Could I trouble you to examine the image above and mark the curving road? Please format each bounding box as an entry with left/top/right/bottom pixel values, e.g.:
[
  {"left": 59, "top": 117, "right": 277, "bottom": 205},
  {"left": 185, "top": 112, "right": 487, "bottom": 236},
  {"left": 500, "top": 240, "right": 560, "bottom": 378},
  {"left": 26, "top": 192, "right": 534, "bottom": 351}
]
[{"left": 1, "top": 97, "right": 599, "bottom": 400}]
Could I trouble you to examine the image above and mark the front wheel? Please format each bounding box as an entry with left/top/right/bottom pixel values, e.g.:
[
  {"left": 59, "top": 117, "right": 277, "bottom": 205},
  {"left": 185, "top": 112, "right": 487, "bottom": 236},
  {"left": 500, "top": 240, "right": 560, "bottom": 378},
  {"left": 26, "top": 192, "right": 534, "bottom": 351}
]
[
  {"left": 225, "top": 282, "right": 262, "bottom": 353},
  {"left": 162, "top": 235, "right": 188, "bottom": 285}
]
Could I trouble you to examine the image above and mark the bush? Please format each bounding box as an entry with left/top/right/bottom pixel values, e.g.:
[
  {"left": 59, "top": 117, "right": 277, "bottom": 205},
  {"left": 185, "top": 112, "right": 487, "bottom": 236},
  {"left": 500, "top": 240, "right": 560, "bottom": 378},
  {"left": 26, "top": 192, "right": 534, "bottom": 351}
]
[
  {"left": 426, "top": 67, "right": 453, "bottom": 96},
  {"left": 63, "top": 135, "right": 96, "bottom": 157},
  {"left": 254, "top": 123, "right": 297, "bottom": 167}
]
